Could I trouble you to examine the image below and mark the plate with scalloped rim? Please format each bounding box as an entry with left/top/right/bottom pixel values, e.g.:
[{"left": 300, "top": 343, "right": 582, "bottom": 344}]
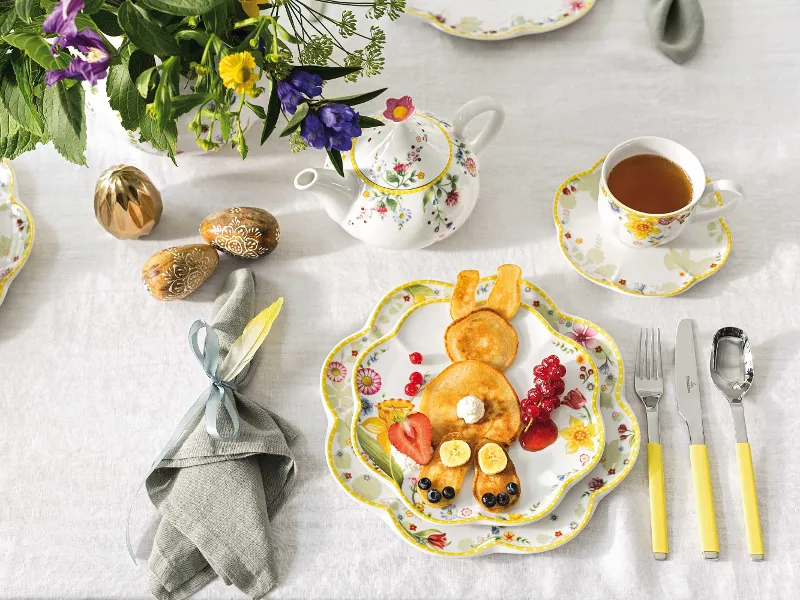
[
  {"left": 322, "top": 277, "right": 640, "bottom": 556},
  {"left": 0, "top": 160, "right": 34, "bottom": 308},
  {"left": 406, "top": 0, "right": 595, "bottom": 41},
  {"left": 554, "top": 158, "right": 732, "bottom": 297},
  {"left": 349, "top": 292, "right": 604, "bottom": 526}
]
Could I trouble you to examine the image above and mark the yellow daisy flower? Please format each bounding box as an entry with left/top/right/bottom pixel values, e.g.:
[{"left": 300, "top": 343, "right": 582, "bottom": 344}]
[
  {"left": 239, "top": 0, "right": 261, "bottom": 17},
  {"left": 623, "top": 214, "right": 661, "bottom": 240},
  {"left": 559, "top": 416, "right": 598, "bottom": 454},
  {"left": 361, "top": 417, "right": 390, "bottom": 452},
  {"left": 219, "top": 52, "right": 258, "bottom": 94}
]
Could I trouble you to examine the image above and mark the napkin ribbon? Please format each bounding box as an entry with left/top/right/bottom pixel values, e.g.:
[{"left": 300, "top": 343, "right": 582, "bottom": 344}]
[{"left": 125, "top": 320, "right": 242, "bottom": 561}]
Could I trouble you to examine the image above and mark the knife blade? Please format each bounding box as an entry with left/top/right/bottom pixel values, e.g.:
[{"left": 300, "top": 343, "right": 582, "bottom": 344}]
[{"left": 675, "top": 318, "right": 719, "bottom": 559}]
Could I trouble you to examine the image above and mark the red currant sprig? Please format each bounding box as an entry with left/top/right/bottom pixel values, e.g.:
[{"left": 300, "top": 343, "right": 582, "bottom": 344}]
[{"left": 519, "top": 354, "right": 567, "bottom": 430}]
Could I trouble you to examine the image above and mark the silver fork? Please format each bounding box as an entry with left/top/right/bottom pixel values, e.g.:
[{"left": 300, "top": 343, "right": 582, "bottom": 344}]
[{"left": 634, "top": 328, "right": 668, "bottom": 561}]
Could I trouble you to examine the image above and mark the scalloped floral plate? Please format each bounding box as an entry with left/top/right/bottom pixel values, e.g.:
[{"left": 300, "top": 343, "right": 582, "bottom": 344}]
[
  {"left": 322, "top": 277, "right": 640, "bottom": 556},
  {"left": 0, "top": 160, "right": 34, "bottom": 308},
  {"left": 350, "top": 296, "right": 603, "bottom": 526},
  {"left": 554, "top": 158, "right": 732, "bottom": 297},
  {"left": 406, "top": 0, "right": 595, "bottom": 41}
]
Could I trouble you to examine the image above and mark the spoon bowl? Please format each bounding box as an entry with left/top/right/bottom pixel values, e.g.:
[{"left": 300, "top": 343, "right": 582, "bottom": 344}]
[{"left": 710, "top": 327, "right": 754, "bottom": 402}]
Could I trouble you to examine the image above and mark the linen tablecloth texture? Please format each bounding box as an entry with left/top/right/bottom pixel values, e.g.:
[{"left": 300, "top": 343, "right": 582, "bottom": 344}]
[
  {"left": 145, "top": 269, "right": 297, "bottom": 600},
  {"left": 647, "top": 0, "right": 705, "bottom": 63},
  {"left": 2, "top": 1, "right": 799, "bottom": 598}
]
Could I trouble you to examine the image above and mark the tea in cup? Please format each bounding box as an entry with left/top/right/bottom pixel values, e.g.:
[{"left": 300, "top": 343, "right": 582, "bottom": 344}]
[{"left": 598, "top": 137, "right": 744, "bottom": 248}]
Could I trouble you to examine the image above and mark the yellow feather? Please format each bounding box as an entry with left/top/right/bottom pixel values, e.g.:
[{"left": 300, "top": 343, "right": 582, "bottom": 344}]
[{"left": 218, "top": 297, "right": 283, "bottom": 381}]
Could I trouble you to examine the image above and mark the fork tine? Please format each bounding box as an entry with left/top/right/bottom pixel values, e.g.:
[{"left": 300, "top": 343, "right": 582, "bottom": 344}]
[
  {"left": 636, "top": 329, "right": 643, "bottom": 378},
  {"left": 655, "top": 328, "right": 662, "bottom": 380},
  {"left": 645, "top": 328, "right": 651, "bottom": 380}
]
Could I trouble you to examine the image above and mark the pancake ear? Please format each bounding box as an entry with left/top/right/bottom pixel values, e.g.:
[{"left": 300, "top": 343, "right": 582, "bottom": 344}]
[
  {"left": 450, "top": 269, "right": 479, "bottom": 320},
  {"left": 487, "top": 264, "right": 522, "bottom": 320}
]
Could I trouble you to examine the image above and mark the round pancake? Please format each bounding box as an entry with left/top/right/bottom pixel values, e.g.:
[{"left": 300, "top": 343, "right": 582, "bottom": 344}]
[
  {"left": 445, "top": 308, "right": 518, "bottom": 371},
  {"left": 420, "top": 360, "right": 521, "bottom": 446}
]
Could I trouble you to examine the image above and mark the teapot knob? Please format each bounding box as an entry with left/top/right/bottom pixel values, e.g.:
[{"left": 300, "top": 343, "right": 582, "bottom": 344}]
[{"left": 453, "top": 97, "right": 505, "bottom": 154}]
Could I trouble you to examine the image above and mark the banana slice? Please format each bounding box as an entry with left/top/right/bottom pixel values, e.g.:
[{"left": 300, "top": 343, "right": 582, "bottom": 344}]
[
  {"left": 439, "top": 439, "right": 471, "bottom": 467},
  {"left": 478, "top": 442, "right": 507, "bottom": 475}
]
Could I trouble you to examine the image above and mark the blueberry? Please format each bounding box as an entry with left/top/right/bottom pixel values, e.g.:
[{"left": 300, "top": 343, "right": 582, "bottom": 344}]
[
  {"left": 506, "top": 482, "right": 519, "bottom": 496},
  {"left": 496, "top": 492, "right": 510, "bottom": 506},
  {"left": 481, "top": 493, "right": 497, "bottom": 508},
  {"left": 418, "top": 477, "right": 431, "bottom": 490},
  {"left": 442, "top": 486, "right": 455, "bottom": 500},
  {"left": 427, "top": 489, "right": 442, "bottom": 503}
]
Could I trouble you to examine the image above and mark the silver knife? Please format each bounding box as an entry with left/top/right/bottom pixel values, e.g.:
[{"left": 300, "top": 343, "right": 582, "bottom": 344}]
[{"left": 675, "top": 319, "right": 719, "bottom": 559}]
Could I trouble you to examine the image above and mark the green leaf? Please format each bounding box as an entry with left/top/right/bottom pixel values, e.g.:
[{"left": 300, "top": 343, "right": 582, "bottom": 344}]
[
  {"left": 219, "top": 112, "right": 230, "bottom": 142},
  {"left": 139, "top": 0, "right": 226, "bottom": 16},
  {"left": 260, "top": 78, "right": 279, "bottom": 145},
  {"left": 422, "top": 186, "right": 434, "bottom": 209},
  {"left": 92, "top": 10, "right": 125, "bottom": 36},
  {"left": 359, "top": 115, "right": 383, "bottom": 129},
  {"left": 406, "top": 284, "right": 435, "bottom": 297},
  {"left": 279, "top": 101, "right": 308, "bottom": 137},
  {"left": 0, "top": 104, "right": 42, "bottom": 159},
  {"left": 4, "top": 33, "right": 69, "bottom": 69},
  {"left": 275, "top": 23, "right": 299, "bottom": 44},
  {"left": 15, "top": 0, "right": 40, "bottom": 23},
  {"left": 0, "top": 10, "right": 17, "bottom": 36},
  {"left": 171, "top": 92, "right": 208, "bottom": 119},
  {"left": 202, "top": 0, "right": 229, "bottom": 36},
  {"left": 299, "top": 65, "right": 362, "bottom": 81},
  {"left": 42, "top": 83, "right": 86, "bottom": 166},
  {"left": 83, "top": 0, "right": 105, "bottom": 13},
  {"left": 175, "top": 29, "right": 209, "bottom": 47},
  {"left": 153, "top": 55, "right": 179, "bottom": 132},
  {"left": 356, "top": 425, "right": 404, "bottom": 488},
  {"left": 326, "top": 88, "right": 387, "bottom": 108},
  {"left": 135, "top": 66, "right": 158, "bottom": 99},
  {"left": 236, "top": 129, "right": 247, "bottom": 159},
  {"left": 139, "top": 112, "right": 177, "bottom": 158},
  {"left": 106, "top": 60, "right": 146, "bottom": 131},
  {"left": 245, "top": 100, "right": 265, "bottom": 120},
  {"left": 0, "top": 61, "right": 45, "bottom": 137},
  {"left": 118, "top": 1, "right": 181, "bottom": 56},
  {"left": 327, "top": 148, "right": 344, "bottom": 177}
]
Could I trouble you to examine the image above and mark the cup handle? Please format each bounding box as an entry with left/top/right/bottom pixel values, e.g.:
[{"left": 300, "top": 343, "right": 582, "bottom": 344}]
[
  {"left": 453, "top": 97, "right": 505, "bottom": 155},
  {"left": 691, "top": 180, "right": 744, "bottom": 224}
]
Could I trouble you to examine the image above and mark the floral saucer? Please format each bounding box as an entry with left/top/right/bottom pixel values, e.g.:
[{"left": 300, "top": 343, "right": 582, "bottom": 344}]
[
  {"left": 554, "top": 159, "right": 732, "bottom": 297},
  {"left": 322, "top": 277, "right": 640, "bottom": 556},
  {"left": 350, "top": 296, "right": 604, "bottom": 526},
  {"left": 406, "top": 0, "right": 595, "bottom": 41},
  {"left": 0, "top": 160, "right": 34, "bottom": 307}
]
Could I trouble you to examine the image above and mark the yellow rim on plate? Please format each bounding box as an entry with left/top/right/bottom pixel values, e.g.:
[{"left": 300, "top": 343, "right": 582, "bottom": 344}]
[
  {"left": 0, "top": 159, "right": 35, "bottom": 299},
  {"left": 322, "top": 277, "right": 641, "bottom": 556},
  {"left": 553, "top": 157, "right": 733, "bottom": 298}
]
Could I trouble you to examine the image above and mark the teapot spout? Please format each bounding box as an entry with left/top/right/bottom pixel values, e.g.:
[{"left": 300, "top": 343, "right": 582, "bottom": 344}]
[{"left": 294, "top": 167, "right": 359, "bottom": 225}]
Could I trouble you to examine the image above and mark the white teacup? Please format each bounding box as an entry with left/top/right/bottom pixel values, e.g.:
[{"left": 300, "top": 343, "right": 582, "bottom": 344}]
[{"left": 598, "top": 137, "right": 744, "bottom": 248}]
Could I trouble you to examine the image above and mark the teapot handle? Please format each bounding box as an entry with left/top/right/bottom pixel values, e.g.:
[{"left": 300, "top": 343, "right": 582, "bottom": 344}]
[{"left": 453, "top": 97, "right": 505, "bottom": 155}]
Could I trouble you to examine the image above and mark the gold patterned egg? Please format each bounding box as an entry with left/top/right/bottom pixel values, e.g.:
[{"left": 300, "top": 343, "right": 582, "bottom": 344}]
[
  {"left": 142, "top": 244, "right": 219, "bottom": 301},
  {"left": 94, "top": 165, "right": 162, "bottom": 239},
  {"left": 199, "top": 207, "right": 279, "bottom": 259}
]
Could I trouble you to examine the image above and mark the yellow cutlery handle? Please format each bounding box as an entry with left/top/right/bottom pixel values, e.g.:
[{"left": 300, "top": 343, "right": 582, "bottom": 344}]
[
  {"left": 647, "top": 443, "right": 668, "bottom": 557},
  {"left": 689, "top": 444, "right": 719, "bottom": 556},
  {"left": 736, "top": 442, "right": 764, "bottom": 559}
]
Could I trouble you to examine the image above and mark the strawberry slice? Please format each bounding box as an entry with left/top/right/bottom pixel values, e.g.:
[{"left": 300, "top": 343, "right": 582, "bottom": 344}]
[
  {"left": 388, "top": 412, "right": 432, "bottom": 465},
  {"left": 519, "top": 418, "right": 558, "bottom": 452}
]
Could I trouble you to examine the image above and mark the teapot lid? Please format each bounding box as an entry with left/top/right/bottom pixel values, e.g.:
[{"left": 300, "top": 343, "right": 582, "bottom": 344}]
[{"left": 349, "top": 96, "right": 452, "bottom": 193}]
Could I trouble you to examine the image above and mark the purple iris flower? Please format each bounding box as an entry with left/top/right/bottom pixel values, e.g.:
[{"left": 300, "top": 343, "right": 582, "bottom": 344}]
[
  {"left": 299, "top": 110, "right": 327, "bottom": 150},
  {"left": 277, "top": 80, "right": 303, "bottom": 115},
  {"left": 287, "top": 69, "right": 323, "bottom": 98},
  {"left": 318, "top": 103, "right": 361, "bottom": 138},
  {"left": 44, "top": 29, "right": 109, "bottom": 86}
]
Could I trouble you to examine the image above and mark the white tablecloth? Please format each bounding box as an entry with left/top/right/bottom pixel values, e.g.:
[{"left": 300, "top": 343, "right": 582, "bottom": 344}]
[{"left": 2, "top": 1, "right": 799, "bottom": 598}]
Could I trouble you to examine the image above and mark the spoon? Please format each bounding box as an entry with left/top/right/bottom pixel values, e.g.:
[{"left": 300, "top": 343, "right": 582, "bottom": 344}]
[{"left": 709, "top": 327, "right": 763, "bottom": 561}]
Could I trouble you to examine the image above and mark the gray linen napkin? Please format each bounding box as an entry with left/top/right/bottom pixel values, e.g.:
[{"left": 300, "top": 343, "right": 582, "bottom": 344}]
[
  {"left": 647, "top": 0, "right": 704, "bottom": 64},
  {"left": 145, "top": 268, "right": 297, "bottom": 600}
]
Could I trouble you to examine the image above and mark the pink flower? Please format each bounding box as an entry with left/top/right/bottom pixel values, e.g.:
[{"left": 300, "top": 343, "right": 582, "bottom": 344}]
[
  {"left": 356, "top": 367, "right": 382, "bottom": 395},
  {"left": 568, "top": 0, "right": 585, "bottom": 11},
  {"left": 376, "top": 206, "right": 388, "bottom": 213},
  {"left": 383, "top": 96, "right": 415, "bottom": 122},
  {"left": 465, "top": 157, "right": 477, "bottom": 176},
  {"left": 326, "top": 361, "right": 347, "bottom": 383},
  {"left": 445, "top": 190, "right": 459, "bottom": 207},
  {"left": 563, "top": 389, "right": 587, "bottom": 410},
  {"left": 393, "top": 163, "right": 408, "bottom": 173},
  {"left": 566, "top": 323, "right": 598, "bottom": 348}
]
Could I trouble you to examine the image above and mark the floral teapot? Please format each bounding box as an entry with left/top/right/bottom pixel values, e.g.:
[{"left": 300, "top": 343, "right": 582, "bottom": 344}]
[{"left": 293, "top": 96, "right": 504, "bottom": 250}]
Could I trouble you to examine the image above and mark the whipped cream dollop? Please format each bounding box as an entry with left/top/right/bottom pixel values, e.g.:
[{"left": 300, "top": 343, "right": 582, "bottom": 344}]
[
  {"left": 391, "top": 445, "right": 430, "bottom": 473},
  {"left": 457, "top": 395, "right": 485, "bottom": 424}
]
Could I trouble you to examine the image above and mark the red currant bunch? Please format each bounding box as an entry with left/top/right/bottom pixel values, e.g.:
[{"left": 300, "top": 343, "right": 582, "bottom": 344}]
[{"left": 520, "top": 355, "right": 567, "bottom": 425}]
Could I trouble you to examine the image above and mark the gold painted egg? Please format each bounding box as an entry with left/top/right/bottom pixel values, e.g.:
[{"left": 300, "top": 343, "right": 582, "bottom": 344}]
[
  {"left": 199, "top": 207, "right": 279, "bottom": 259},
  {"left": 142, "top": 244, "right": 218, "bottom": 301},
  {"left": 94, "top": 165, "right": 162, "bottom": 239}
]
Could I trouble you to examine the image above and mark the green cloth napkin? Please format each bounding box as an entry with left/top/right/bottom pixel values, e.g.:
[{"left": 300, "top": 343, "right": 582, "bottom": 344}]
[
  {"left": 145, "top": 268, "right": 297, "bottom": 600},
  {"left": 647, "top": 0, "right": 705, "bottom": 64}
]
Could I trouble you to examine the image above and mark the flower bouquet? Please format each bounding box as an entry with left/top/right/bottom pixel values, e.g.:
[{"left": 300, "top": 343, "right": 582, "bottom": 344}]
[{"left": 0, "top": 0, "right": 403, "bottom": 169}]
